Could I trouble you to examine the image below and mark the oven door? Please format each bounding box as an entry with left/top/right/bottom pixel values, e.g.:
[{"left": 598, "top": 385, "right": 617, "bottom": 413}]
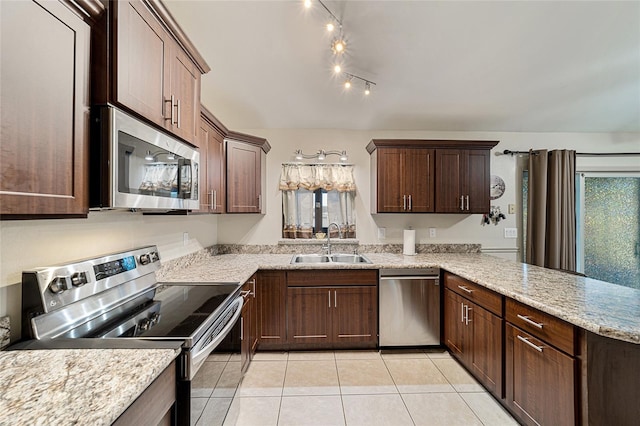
[{"left": 188, "top": 295, "right": 243, "bottom": 380}]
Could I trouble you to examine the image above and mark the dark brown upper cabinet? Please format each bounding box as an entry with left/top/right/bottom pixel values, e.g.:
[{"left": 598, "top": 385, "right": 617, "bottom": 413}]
[
  {"left": 367, "top": 140, "right": 498, "bottom": 214},
  {"left": 196, "top": 106, "right": 227, "bottom": 213},
  {"left": 435, "top": 148, "right": 492, "bottom": 213},
  {"left": 93, "top": 0, "right": 209, "bottom": 146},
  {"left": 225, "top": 133, "right": 270, "bottom": 214},
  {"left": 373, "top": 147, "right": 435, "bottom": 213},
  {"left": 0, "top": 0, "right": 102, "bottom": 218}
]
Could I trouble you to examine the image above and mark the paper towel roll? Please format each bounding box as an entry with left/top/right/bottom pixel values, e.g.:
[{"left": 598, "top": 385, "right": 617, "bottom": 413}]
[{"left": 403, "top": 229, "right": 416, "bottom": 255}]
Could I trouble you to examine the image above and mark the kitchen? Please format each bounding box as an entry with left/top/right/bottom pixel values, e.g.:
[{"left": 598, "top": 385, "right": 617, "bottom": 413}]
[{"left": 1, "top": 1, "right": 639, "bottom": 425}]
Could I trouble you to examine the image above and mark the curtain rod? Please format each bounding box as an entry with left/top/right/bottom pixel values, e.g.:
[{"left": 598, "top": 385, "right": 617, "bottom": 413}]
[{"left": 499, "top": 150, "right": 640, "bottom": 157}]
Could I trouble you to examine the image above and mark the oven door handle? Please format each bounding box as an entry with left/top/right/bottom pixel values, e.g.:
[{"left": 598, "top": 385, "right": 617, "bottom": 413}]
[{"left": 190, "top": 296, "right": 244, "bottom": 379}]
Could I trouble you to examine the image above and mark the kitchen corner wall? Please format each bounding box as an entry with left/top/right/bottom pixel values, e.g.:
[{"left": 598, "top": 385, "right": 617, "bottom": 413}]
[
  {"left": 0, "top": 210, "right": 217, "bottom": 340},
  {"left": 217, "top": 128, "right": 639, "bottom": 259}
]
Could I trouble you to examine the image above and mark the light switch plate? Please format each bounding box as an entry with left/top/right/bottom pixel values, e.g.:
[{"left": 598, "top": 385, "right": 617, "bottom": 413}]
[
  {"left": 508, "top": 204, "right": 516, "bottom": 214},
  {"left": 504, "top": 228, "right": 517, "bottom": 239}
]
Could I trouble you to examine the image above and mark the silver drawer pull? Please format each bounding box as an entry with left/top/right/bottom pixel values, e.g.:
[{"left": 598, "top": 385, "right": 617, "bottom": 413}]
[
  {"left": 517, "top": 335, "right": 544, "bottom": 352},
  {"left": 457, "top": 285, "right": 473, "bottom": 294},
  {"left": 517, "top": 314, "right": 544, "bottom": 329}
]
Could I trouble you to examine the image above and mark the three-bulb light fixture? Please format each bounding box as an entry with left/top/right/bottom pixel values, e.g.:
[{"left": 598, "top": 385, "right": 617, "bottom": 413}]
[
  {"left": 303, "top": 0, "right": 376, "bottom": 95},
  {"left": 294, "top": 149, "right": 349, "bottom": 162}
]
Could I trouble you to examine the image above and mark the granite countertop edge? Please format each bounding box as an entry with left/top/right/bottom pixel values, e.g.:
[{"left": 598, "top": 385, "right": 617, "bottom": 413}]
[
  {"left": 158, "top": 252, "right": 640, "bottom": 345},
  {"left": 0, "top": 347, "right": 180, "bottom": 426}
]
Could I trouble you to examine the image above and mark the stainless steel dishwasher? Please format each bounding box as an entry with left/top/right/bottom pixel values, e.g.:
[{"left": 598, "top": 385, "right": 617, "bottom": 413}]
[{"left": 379, "top": 268, "right": 440, "bottom": 347}]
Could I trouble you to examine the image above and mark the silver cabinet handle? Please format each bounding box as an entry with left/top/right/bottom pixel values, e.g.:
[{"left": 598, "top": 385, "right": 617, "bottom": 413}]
[
  {"left": 240, "top": 317, "right": 244, "bottom": 340},
  {"left": 408, "top": 195, "right": 412, "bottom": 210},
  {"left": 176, "top": 98, "right": 181, "bottom": 128},
  {"left": 213, "top": 190, "right": 217, "bottom": 211},
  {"left": 208, "top": 190, "right": 214, "bottom": 209},
  {"left": 465, "top": 306, "right": 472, "bottom": 325},
  {"left": 465, "top": 195, "right": 469, "bottom": 211},
  {"left": 460, "top": 195, "right": 464, "bottom": 211},
  {"left": 172, "top": 95, "right": 178, "bottom": 126},
  {"left": 517, "top": 314, "right": 544, "bottom": 329},
  {"left": 334, "top": 290, "right": 337, "bottom": 308},
  {"left": 457, "top": 285, "right": 473, "bottom": 294},
  {"left": 461, "top": 302, "right": 465, "bottom": 323},
  {"left": 328, "top": 291, "right": 331, "bottom": 308},
  {"left": 517, "top": 335, "right": 544, "bottom": 352},
  {"left": 403, "top": 195, "right": 407, "bottom": 211}
]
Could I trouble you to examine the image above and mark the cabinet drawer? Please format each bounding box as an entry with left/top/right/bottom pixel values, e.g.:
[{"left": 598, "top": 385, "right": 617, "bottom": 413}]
[
  {"left": 444, "top": 272, "right": 502, "bottom": 316},
  {"left": 506, "top": 298, "right": 576, "bottom": 356},
  {"left": 287, "top": 270, "right": 378, "bottom": 287}
]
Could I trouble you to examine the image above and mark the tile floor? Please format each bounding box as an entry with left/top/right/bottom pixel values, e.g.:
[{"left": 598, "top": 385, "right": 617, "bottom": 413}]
[{"left": 191, "top": 350, "right": 518, "bottom": 426}]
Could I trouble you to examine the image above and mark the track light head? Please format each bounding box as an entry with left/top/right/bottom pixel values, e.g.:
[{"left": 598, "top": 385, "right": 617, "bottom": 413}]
[
  {"left": 340, "top": 151, "right": 348, "bottom": 162},
  {"left": 317, "top": 150, "right": 326, "bottom": 161},
  {"left": 364, "top": 81, "right": 371, "bottom": 95},
  {"left": 304, "top": 0, "right": 312, "bottom": 9},
  {"left": 331, "top": 38, "right": 346, "bottom": 54},
  {"left": 295, "top": 149, "right": 303, "bottom": 160},
  {"left": 326, "top": 22, "right": 335, "bottom": 32}
]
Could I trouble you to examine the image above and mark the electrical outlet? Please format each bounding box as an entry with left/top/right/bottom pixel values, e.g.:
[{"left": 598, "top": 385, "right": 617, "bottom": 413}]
[
  {"left": 429, "top": 227, "right": 436, "bottom": 238},
  {"left": 377, "top": 227, "right": 386, "bottom": 239},
  {"left": 504, "top": 228, "right": 517, "bottom": 239},
  {"left": 508, "top": 204, "right": 516, "bottom": 214}
]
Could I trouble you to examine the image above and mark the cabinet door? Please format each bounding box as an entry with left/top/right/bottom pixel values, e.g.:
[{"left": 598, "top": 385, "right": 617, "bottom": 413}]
[
  {"left": 0, "top": 0, "right": 89, "bottom": 216},
  {"left": 405, "top": 148, "right": 435, "bottom": 212},
  {"left": 116, "top": 0, "right": 169, "bottom": 128},
  {"left": 506, "top": 324, "right": 576, "bottom": 426},
  {"left": 226, "top": 140, "right": 262, "bottom": 213},
  {"left": 435, "top": 150, "right": 464, "bottom": 213},
  {"left": 195, "top": 120, "right": 210, "bottom": 212},
  {"left": 168, "top": 45, "right": 200, "bottom": 144},
  {"left": 287, "top": 287, "right": 331, "bottom": 345},
  {"left": 209, "top": 130, "right": 225, "bottom": 213},
  {"left": 333, "top": 286, "right": 378, "bottom": 347},
  {"left": 241, "top": 293, "right": 251, "bottom": 373},
  {"left": 444, "top": 289, "right": 467, "bottom": 360},
  {"left": 376, "top": 148, "right": 405, "bottom": 212},
  {"left": 257, "top": 271, "right": 286, "bottom": 347},
  {"left": 465, "top": 150, "right": 490, "bottom": 213},
  {"left": 470, "top": 302, "right": 503, "bottom": 397}
]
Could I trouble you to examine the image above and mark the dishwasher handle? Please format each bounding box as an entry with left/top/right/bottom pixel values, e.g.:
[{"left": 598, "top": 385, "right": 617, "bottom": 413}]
[{"left": 380, "top": 276, "right": 439, "bottom": 281}]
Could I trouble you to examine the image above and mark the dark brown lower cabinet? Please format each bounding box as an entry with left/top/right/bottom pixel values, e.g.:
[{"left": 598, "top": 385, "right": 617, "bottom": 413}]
[
  {"left": 443, "top": 288, "right": 502, "bottom": 397},
  {"left": 287, "top": 285, "right": 377, "bottom": 349},
  {"left": 505, "top": 323, "right": 576, "bottom": 426},
  {"left": 241, "top": 276, "right": 257, "bottom": 373},
  {"left": 256, "top": 271, "right": 286, "bottom": 349}
]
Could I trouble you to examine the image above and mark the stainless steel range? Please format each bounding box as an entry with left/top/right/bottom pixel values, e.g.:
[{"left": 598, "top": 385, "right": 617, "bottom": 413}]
[{"left": 20, "top": 246, "right": 243, "bottom": 425}]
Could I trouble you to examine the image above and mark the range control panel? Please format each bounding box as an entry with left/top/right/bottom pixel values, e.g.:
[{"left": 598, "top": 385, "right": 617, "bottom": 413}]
[
  {"left": 94, "top": 256, "right": 137, "bottom": 281},
  {"left": 22, "top": 246, "right": 161, "bottom": 314}
]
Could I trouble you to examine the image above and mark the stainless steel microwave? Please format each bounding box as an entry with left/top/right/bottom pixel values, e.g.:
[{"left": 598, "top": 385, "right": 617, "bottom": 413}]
[{"left": 90, "top": 105, "right": 199, "bottom": 210}]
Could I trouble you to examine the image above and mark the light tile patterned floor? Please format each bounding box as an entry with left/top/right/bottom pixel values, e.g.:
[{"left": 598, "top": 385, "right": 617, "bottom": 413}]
[{"left": 192, "top": 350, "right": 518, "bottom": 426}]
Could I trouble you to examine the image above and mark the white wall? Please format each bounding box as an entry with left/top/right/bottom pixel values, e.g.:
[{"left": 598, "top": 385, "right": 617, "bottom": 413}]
[
  {"left": 0, "top": 210, "right": 218, "bottom": 338},
  {"left": 217, "top": 129, "right": 639, "bottom": 253}
]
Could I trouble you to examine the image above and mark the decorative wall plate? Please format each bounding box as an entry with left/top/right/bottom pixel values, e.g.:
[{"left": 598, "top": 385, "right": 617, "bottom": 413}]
[{"left": 490, "top": 175, "right": 506, "bottom": 200}]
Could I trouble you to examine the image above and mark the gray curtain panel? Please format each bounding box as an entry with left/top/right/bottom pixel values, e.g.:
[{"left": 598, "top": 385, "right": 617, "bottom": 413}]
[{"left": 526, "top": 149, "right": 577, "bottom": 271}]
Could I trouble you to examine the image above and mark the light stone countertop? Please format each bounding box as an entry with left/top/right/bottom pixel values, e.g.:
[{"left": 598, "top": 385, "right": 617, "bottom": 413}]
[
  {"left": 157, "top": 251, "right": 640, "bottom": 345},
  {"left": 0, "top": 347, "right": 180, "bottom": 426}
]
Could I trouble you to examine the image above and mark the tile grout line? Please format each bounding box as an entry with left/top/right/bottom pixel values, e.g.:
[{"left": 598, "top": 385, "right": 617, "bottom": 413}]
[{"left": 381, "top": 352, "right": 419, "bottom": 426}]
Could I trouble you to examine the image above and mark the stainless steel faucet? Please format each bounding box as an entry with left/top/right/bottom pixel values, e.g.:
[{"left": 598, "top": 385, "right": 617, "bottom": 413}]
[{"left": 323, "top": 222, "right": 342, "bottom": 255}]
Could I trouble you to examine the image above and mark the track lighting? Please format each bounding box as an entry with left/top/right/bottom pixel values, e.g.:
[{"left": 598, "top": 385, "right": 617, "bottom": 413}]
[
  {"left": 145, "top": 151, "right": 154, "bottom": 161},
  {"left": 344, "top": 73, "right": 376, "bottom": 95},
  {"left": 293, "top": 149, "right": 349, "bottom": 162},
  {"left": 303, "top": 0, "right": 379, "bottom": 95}
]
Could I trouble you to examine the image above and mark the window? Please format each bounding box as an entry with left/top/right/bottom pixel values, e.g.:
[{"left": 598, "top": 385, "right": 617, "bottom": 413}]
[{"left": 280, "top": 163, "right": 356, "bottom": 239}]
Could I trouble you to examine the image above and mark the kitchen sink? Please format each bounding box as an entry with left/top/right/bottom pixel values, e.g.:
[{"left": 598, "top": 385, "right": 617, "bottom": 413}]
[{"left": 290, "top": 253, "right": 372, "bottom": 264}]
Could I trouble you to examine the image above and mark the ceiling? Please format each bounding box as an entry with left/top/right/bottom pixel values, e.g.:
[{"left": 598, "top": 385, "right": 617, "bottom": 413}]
[{"left": 165, "top": 1, "right": 640, "bottom": 133}]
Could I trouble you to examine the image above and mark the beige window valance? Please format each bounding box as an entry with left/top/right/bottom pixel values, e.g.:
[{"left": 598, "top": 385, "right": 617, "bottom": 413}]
[{"left": 279, "top": 163, "right": 356, "bottom": 192}]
